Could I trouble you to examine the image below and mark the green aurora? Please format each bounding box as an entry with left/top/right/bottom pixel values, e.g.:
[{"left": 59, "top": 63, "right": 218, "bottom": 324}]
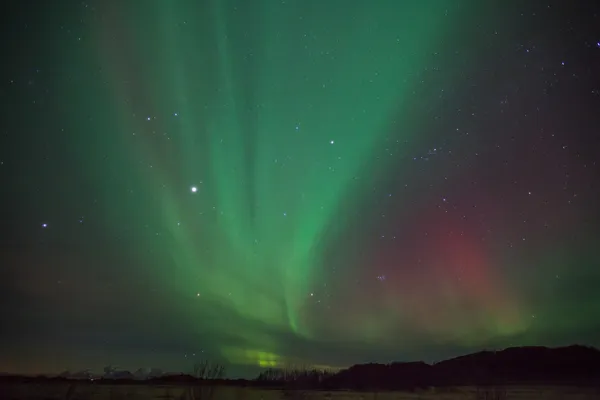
[
  {"left": 90, "top": 0, "right": 465, "bottom": 368},
  {"left": 4, "top": 0, "right": 600, "bottom": 375}
]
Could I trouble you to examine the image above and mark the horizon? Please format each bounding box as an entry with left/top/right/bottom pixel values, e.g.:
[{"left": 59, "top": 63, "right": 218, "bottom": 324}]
[
  {"left": 2, "top": 0, "right": 600, "bottom": 381},
  {"left": 3, "top": 343, "right": 600, "bottom": 380},
  {"left": 2, "top": 344, "right": 598, "bottom": 379}
]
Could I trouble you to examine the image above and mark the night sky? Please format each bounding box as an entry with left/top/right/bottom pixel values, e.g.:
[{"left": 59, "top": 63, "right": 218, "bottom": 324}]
[{"left": 1, "top": 0, "right": 600, "bottom": 378}]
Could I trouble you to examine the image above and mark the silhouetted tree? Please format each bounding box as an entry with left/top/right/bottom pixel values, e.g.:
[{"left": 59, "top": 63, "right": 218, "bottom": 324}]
[
  {"left": 256, "top": 365, "right": 333, "bottom": 389},
  {"left": 193, "top": 360, "right": 226, "bottom": 380},
  {"left": 185, "top": 360, "right": 227, "bottom": 400}
]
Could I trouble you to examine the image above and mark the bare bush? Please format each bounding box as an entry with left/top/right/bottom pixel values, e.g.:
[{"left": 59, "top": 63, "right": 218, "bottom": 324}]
[
  {"left": 256, "top": 365, "right": 334, "bottom": 390},
  {"left": 192, "top": 360, "right": 226, "bottom": 380},
  {"left": 183, "top": 360, "right": 226, "bottom": 400}
]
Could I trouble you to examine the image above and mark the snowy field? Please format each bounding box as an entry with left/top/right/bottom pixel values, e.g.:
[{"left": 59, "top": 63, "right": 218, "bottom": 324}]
[{"left": 2, "top": 383, "right": 600, "bottom": 400}]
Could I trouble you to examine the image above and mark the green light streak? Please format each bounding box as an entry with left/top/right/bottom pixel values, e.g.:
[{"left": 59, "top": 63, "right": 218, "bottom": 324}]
[{"left": 95, "top": 0, "right": 459, "bottom": 366}]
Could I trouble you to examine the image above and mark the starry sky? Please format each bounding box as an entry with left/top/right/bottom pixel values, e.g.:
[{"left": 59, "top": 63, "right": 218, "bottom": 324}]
[{"left": 1, "top": 0, "right": 600, "bottom": 378}]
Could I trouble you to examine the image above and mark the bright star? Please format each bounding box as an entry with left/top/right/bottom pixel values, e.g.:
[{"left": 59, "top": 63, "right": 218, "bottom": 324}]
[{"left": 191, "top": 186, "right": 197, "bottom": 193}]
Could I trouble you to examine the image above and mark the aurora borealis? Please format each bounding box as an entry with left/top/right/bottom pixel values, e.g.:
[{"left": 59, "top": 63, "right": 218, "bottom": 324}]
[{"left": 2, "top": 0, "right": 600, "bottom": 377}]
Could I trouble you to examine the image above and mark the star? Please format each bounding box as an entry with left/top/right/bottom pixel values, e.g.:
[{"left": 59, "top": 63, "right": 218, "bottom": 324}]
[{"left": 5, "top": 0, "right": 600, "bottom": 377}]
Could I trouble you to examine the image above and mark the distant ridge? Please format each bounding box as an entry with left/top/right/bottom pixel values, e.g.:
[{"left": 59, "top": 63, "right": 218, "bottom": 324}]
[
  {"left": 1, "top": 345, "right": 600, "bottom": 390},
  {"left": 325, "top": 345, "right": 600, "bottom": 390}
]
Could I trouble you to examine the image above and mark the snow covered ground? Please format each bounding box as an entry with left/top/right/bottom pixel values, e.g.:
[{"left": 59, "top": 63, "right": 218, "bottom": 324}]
[{"left": 2, "top": 383, "right": 600, "bottom": 399}]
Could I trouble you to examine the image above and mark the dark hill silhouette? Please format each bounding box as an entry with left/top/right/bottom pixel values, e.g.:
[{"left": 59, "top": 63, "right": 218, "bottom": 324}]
[
  {"left": 324, "top": 345, "right": 600, "bottom": 390},
  {"left": 324, "top": 361, "right": 432, "bottom": 390},
  {"left": 430, "top": 345, "right": 600, "bottom": 386}
]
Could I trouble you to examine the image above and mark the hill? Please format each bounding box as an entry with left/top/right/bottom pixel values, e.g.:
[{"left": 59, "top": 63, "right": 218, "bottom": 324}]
[{"left": 325, "top": 345, "right": 600, "bottom": 390}]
